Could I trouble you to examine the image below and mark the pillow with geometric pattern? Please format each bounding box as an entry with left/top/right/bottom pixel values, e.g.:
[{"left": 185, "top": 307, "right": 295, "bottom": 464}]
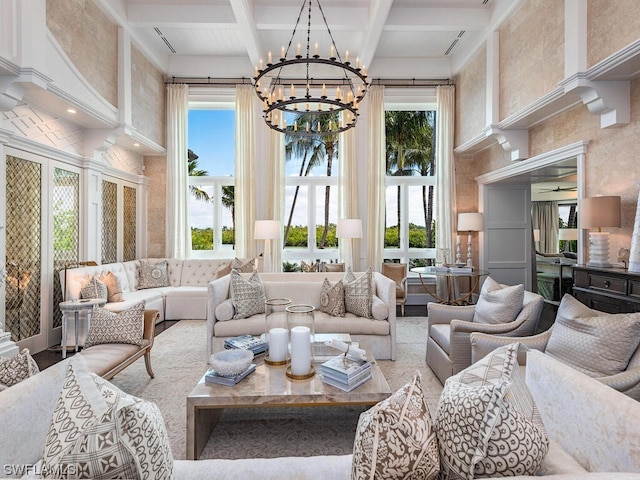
[
  {"left": 343, "top": 267, "right": 373, "bottom": 318},
  {"left": 473, "top": 276, "right": 524, "bottom": 325},
  {"left": 230, "top": 270, "right": 266, "bottom": 319},
  {"left": 0, "top": 348, "right": 39, "bottom": 390},
  {"left": 80, "top": 276, "right": 108, "bottom": 300},
  {"left": 84, "top": 301, "right": 146, "bottom": 348},
  {"left": 138, "top": 260, "right": 169, "bottom": 289},
  {"left": 231, "top": 257, "right": 257, "bottom": 273}
]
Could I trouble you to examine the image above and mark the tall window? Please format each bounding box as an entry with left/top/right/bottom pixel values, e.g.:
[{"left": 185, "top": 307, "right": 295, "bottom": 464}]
[
  {"left": 384, "top": 110, "right": 437, "bottom": 268},
  {"left": 188, "top": 109, "right": 236, "bottom": 257}
]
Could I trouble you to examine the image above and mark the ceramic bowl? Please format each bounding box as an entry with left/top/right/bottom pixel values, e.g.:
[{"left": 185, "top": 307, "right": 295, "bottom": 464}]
[{"left": 209, "top": 349, "right": 253, "bottom": 377}]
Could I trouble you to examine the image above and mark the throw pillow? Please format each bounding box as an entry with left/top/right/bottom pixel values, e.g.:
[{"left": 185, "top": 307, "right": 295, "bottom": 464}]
[
  {"left": 0, "top": 348, "right": 39, "bottom": 389},
  {"left": 301, "top": 260, "right": 319, "bottom": 272},
  {"left": 546, "top": 295, "right": 640, "bottom": 378},
  {"left": 215, "top": 262, "right": 232, "bottom": 279},
  {"left": 84, "top": 301, "right": 146, "bottom": 348},
  {"left": 80, "top": 276, "right": 108, "bottom": 301},
  {"left": 473, "top": 276, "right": 524, "bottom": 324},
  {"left": 435, "top": 343, "right": 549, "bottom": 480},
  {"left": 215, "top": 298, "right": 236, "bottom": 321},
  {"left": 352, "top": 372, "right": 439, "bottom": 480},
  {"left": 138, "top": 260, "right": 169, "bottom": 289},
  {"left": 98, "top": 271, "right": 124, "bottom": 302},
  {"left": 230, "top": 270, "right": 266, "bottom": 319},
  {"left": 319, "top": 278, "right": 345, "bottom": 317},
  {"left": 343, "top": 267, "right": 373, "bottom": 318},
  {"left": 232, "top": 257, "right": 256, "bottom": 273}
]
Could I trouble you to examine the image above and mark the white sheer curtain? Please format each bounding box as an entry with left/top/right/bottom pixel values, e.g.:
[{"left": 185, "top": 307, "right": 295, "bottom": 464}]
[
  {"left": 235, "top": 85, "right": 257, "bottom": 259},
  {"left": 532, "top": 201, "right": 559, "bottom": 253},
  {"left": 435, "top": 85, "right": 456, "bottom": 263},
  {"left": 267, "top": 110, "right": 285, "bottom": 271},
  {"left": 166, "top": 83, "right": 190, "bottom": 259},
  {"left": 339, "top": 111, "right": 358, "bottom": 269},
  {"left": 366, "top": 85, "right": 386, "bottom": 272}
]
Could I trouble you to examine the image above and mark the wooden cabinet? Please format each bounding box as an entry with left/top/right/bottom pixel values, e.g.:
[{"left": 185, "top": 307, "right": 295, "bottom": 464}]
[{"left": 572, "top": 265, "right": 640, "bottom": 314}]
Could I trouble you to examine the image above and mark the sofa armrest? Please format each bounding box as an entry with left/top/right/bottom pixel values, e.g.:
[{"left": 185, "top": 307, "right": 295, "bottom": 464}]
[
  {"left": 373, "top": 272, "right": 397, "bottom": 360},
  {"left": 207, "top": 275, "right": 232, "bottom": 358},
  {"left": 596, "top": 367, "right": 640, "bottom": 399},
  {"left": 143, "top": 309, "right": 159, "bottom": 347},
  {"left": 470, "top": 329, "right": 552, "bottom": 364}
]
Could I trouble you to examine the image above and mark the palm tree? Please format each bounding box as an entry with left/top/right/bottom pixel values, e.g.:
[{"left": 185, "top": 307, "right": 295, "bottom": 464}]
[
  {"left": 221, "top": 185, "right": 235, "bottom": 244},
  {"left": 187, "top": 149, "right": 211, "bottom": 202}
]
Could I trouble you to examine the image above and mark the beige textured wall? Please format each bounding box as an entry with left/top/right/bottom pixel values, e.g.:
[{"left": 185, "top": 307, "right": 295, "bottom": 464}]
[
  {"left": 131, "top": 45, "right": 166, "bottom": 148},
  {"left": 455, "top": 47, "right": 487, "bottom": 147},
  {"left": 588, "top": 0, "right": 640, "bottom": 67},
  {"left": 46, "top": 0, "right": 118, "bottom": 107},
  {"left": 499, "top": 0, "right": 564, "bottom": 120},
  {"left": 145, "top": 156, "right": 167, "bottom": 257}
]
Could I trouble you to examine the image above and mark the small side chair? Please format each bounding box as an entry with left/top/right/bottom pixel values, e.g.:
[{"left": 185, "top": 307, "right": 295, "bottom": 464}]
[{"left": 381, "top": 262, "right": 408, "bottom": 316}]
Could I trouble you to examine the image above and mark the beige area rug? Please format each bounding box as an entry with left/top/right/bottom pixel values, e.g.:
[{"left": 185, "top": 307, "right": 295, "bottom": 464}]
[{"left": 110, "top": 317, "right": 444, "bottom": 460}]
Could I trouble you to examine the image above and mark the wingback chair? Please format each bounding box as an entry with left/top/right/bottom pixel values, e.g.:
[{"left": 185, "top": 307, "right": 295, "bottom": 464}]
[
  {"left": 426, "top": 288, "right": 544, "bottom": 384},
  {"left": 381, "top": 262, "right": 408, "bottom": 316}
]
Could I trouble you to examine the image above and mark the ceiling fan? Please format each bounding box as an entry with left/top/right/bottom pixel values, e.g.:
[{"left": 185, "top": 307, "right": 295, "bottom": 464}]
[{"left": 539, "top": 185, "right": 577, "bottom": 193}]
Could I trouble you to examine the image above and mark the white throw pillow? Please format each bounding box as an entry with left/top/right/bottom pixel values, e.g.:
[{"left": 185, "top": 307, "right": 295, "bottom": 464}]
[
  {"left": 473, "top": 276, "right": 524, "bottom": 324},
  {"left": 215, "top": 298, "right": 236, "bottom": 321}
]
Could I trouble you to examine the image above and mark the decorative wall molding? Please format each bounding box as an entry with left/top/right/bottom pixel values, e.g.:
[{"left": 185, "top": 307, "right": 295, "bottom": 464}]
[{"left": 561, "top": 74, "right": 630, "bottom": 128}]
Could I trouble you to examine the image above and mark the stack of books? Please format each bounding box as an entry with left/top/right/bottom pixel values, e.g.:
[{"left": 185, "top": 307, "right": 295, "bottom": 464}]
[
  {"left": 320, "top": 354, "right": 372, "bottom": 392},
  {"left": 224, "top": 334, "right": 268, "bottom": 356},
  {"left": 205, "top": 363, "right": 256, "bottom": 386}
]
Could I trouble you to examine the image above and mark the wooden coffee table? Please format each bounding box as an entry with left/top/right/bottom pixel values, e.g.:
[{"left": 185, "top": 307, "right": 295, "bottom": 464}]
[{"left": 186, "top": 349, "right": 391, "bottom": 460}]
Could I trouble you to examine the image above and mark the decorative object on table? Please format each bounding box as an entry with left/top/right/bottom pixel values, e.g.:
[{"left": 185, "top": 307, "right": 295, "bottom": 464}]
[
  {"left": 264, "top": 298, "right": 292, "bottom": 365},
  {"left": 205, "top": 363, "right": 257, "bottom": 387},
  {"left": 254, "top": 220, "right": 281, "bottom": 273},
  {"left": 287, "top": 325, "right": 315, "bottom": 379},
  {"left": 336, "top": 219, "right": 363, "bottom": 272},
  {"left": 457, "top": 212, "right": 483, "bottom": 268},
  {"left": 209, "top": 349, "right": 254, "bottom": 377},
  {"left": 286, "top": 304, "right": 315, "bottom": 340},
  {"left": 435, "top": 247, "right": 451, "bottom": 266},
  {"left": 580, "top": 195, "right": 621, "bottom": 268},
  {"left": 619, "top": 247, "right": 631, "bottom": 269},
  {"left": 629, "top": 182, "right": 640, "bottom": 273},
  {"left": 324, "top": 338, "right": 367, "bottom": 361},
  {"left": 320, "top": 353, "right": 372, "bottom": 392},
  {"left": 223, "top": 334, "right": 267, "bottom": 356}
]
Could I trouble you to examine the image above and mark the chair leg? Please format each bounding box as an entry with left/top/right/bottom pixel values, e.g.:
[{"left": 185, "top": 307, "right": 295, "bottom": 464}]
[
  {"left": 144, "top": 351, "right": 155, "bottom": 379},
  {"left": 400, "top": 304, "right": 405, "bottom": 317}
]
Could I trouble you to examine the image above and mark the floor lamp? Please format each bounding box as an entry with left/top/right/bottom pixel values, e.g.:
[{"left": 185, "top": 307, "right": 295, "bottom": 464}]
[
  {"left": 254, "top": 220, "right": 281, "bottom": 273},
  {"left": 336, "top": 219, "right": 362, "bottom": 272},
  {"left": 457, "top": 212, "right": 483, "bottom": 268},
  {"left": 580, "top": 196, "right": 621, "bottom": 267}
]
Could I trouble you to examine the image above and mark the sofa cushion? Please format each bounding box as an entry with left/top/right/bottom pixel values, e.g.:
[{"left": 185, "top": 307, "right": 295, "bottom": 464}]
[
  {"left": 230, "top": 270, "right": 266, "bottom": 319},
  {"left": 80, "top": 276, "right": 108, "bottom": 301},
  {"left": 344, "top": 267, "right": 373, "bottom": 318},
  {"left": 84, "top": 301, "right": 146, "bottom": 348},
  {"left": 98, "top": 271, "right": 124, "bottom": 302},
  {"left": 319, "top": 278, "right": 345, "bottom": 317},
  {"left": 546, "top": 294, "right": 640, "bottom": 378},
  {"left": 216, "top": 299, "right": 236, "bottom": 321},
  {"left": 435, "top": 343, "right": 549, "bottom": 479},
  {"left": 352, "top": 371, "right": 439, "bottom": 480},
  {"left": 0, "top": 348, "right": 39, "bottom": 390},
  {"left": 473, "top": 276, "right": 524, "bottom": 325},
  {"left": 138, "top": 260, "right": 169, "bottom": 289}
]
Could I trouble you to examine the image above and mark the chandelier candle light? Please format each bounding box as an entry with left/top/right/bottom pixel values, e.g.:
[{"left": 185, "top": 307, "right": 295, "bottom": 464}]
[{"left": 252, "top": 0, "right": 368, "bottom": 136}]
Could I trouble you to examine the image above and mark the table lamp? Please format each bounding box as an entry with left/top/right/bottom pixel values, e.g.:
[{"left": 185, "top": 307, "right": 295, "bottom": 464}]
[
  {"left": 457, "top": 212, "right": 483, "bottom": 268},
  {"left": 558, "top": 228, "right": 578, "bottom": 253},
  {"left": 336, "top": 219, "right": 363, "bottom": 271},
  {"left": 254, "top": 220, "right": 281, "bottom": 272},
  {"left": 579, "top": 196, "right": 621, "bottom": 267}
]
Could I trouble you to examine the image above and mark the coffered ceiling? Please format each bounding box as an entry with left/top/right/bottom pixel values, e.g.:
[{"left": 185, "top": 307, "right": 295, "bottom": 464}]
[{"left": 97, "top": 0, "right": 522, "bottom": 80}]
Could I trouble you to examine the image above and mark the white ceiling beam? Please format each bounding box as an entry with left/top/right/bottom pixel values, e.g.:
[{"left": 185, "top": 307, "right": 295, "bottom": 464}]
[
  {"left": 359, "top": 0, "right": 393, "bottom": 72},
  {"left": 229, "top": 0, "right": 262, "bottom": 67},
  {"left": 127, "top": 4, "right": 236, "bottom": 26}
]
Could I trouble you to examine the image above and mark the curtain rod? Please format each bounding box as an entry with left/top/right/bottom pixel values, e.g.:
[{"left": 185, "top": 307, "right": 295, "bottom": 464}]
[{"left": 166, "top": 76, "right": 454, "bottom": 87}]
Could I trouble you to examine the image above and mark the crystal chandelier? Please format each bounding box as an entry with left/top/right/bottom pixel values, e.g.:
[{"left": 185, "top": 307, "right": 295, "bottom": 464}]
[{"left": 252, "top": 0, "right": 368, "bottom": 136}]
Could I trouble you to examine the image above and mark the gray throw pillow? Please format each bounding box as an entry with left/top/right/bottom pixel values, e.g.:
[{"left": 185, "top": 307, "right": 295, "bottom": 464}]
[
  {"left": 344, "top": 267, "right": 373, "bottom": 318},
  {"left": 80, "top": 276, "right": 108, "bottom": 301},
  {"left": 84, "top": 301, "right": 146, "bottom": 347},
  {"left": 230, "top": 270, "right": 266, "bottom": 319},
  {"left": 319, "top": 278, "right": 345, "bottom": 317},
  {"left": 138, "top": 260, "right": 169, "bottom": 289},
  {"left": 473, "top": 276, "right": 524, "bottom": 324}
]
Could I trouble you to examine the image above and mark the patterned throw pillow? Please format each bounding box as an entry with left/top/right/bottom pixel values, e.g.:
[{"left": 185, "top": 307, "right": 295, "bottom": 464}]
[
  {"left": 84, "top": 301, "right": 146, "bottom": 348},
  {"left": 98, "top": 271, "right": 124, "bottom": 302},
  {"left": 343, "top": 267, "right": 373, "bottom": 318},
  {"left": 319, "top": 278, "right": 345, "bottom": 317},
  {"left": 138, "top": 260, "right": 170, "bottom": 289},
  {"left": 0, "top": 348, "right": 39, "bottom": 389},
  {"left": 546, "top": 294, "right": 640, "bottom": 378},
  {"left": 230, "top": 270, "right": 266, "bottom": 319},
  {"left": 80, "top": 276, "right": 108, "bottom": 300},
  {"left": 473, "top": 276, "right": 524, "bottom": 324},
  {"left": 232, "top": 257, "right": 256, "bottom": 273},
  {"left": 301, "top": 260, "right": 318, "bottom": 272},
  {"left": 435, "top": 343, "right": 549, "bottom": 480},
  {"left": 352, "top": 372, "right": 439, "bottom": 480}
]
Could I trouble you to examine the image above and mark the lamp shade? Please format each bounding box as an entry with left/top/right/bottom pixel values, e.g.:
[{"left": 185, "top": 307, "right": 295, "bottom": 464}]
[
  {"left": 336, "top": 219, "right": 363, "bottom": 239},
  {"left": 254, "top": 220, "right": 281, "bottom": 240},
  {"left": 580, "top": 196, "right": 621, "bottom": 229},
  {"left": 457, "top": 212, "right": 483, "bottom": 232},
  {"left": 558, "top": 228, "right": 578, "bottom": 241},
  {"left": 533, "top": 229, "right": 540, "bottom": 242}
]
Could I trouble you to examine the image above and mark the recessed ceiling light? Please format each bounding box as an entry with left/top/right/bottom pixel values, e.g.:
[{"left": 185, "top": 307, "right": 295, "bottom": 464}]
[{"left": 67, "top": 108, "right": 76, "bottom": 114}]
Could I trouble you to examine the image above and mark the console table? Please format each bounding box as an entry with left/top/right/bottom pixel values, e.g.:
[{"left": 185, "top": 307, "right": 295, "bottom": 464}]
[{"left": 572, "top": 265, "right": 640, "bottom": 314}]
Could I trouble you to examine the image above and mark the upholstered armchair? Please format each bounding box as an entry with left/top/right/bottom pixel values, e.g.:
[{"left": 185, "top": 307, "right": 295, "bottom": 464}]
[
  {"left": 426, "top": 286, "right": 544, "bottom": 384},
  {"left": 381, "top": 262, "right": 408, "bottom": 316},
  {"left": 470, "top": 294, "right": 640, "bottom": 401},
  {"left": 322, "top": 262, "right": 345, "bottom": 272}
]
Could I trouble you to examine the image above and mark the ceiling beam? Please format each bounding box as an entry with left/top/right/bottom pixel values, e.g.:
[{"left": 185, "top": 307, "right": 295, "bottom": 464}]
[
  {"left": 359, "top": 0, "right": 393, "bottom": 73},
  {"left": 229, "top": 0, "right": 262, "bottom": 68}
]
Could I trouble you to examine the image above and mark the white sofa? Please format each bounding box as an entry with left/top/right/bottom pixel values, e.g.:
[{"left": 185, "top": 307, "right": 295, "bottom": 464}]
[
  {"left": 207, "top": 272, "right": 397, "bottom": 360},
  {"left": 2, "top": 351, "right": 639, "bottom": 479},
  {"left": 62, "top": 258, "right": 251, "bottom": 324}
]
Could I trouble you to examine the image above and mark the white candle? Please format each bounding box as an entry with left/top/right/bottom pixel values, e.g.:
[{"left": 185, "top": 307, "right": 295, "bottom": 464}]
[
  {"left": 290, "top": 326, "right": 311, "bottom": 376},
  {"left": 269, "top": 327, "right": 288, "bottom": 362}
]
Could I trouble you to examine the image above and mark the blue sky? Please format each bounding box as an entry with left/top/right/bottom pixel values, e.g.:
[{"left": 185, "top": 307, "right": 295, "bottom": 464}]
[{"left": 188, "top": 110, "right": 235, "bottom": 176}]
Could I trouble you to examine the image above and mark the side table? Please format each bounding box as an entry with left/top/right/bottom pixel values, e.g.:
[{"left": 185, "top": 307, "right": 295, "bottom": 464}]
[{"left": 59, "top": 299, "right": 106, "bottom": 358}]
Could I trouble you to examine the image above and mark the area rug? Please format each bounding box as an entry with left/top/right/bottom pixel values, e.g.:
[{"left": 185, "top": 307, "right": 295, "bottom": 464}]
[{"left": 110, "top": 316, "right": 444, "bottom": 460}]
